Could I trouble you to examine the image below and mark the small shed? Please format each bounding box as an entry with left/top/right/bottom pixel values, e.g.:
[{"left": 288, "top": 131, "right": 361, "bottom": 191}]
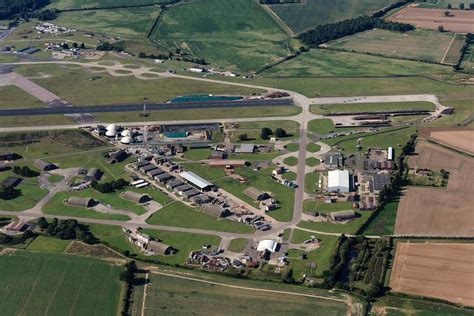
[
  {"left": 121, "top": 191, "right": 150, "bottom": 204},
  {"left": 202, "top": 204, "right": 232, "bottom": 218},
  {"left": 33, "top": 159, "right": 57, "bottom": 171},
  {"left": 244, "top": 187, "right": 270, "bottom": 201},
  {"left": 66, "top": 197, "right": 96, "bottom": 208},
  {"left": 85, "top": 168, "right": 102, "bottom": 181},
  {"left": 329, "top": 210, "right": 356, "bottom": 221}
]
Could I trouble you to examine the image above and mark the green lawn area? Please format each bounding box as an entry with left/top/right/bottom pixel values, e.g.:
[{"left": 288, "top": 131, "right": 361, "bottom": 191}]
[
  {"left": 307, "top": 119, "right": 336, "bottom": 135},
  {"left": 183, "top": 148, "right": 212, "bottom": 161},
  {"left": 150, "top": 0, "right": 293, "bottom": 72},
  {"left": 304, "top": 172, "right": 320, "bottom": 194},
  {"left": 363, "top": 197, "right": 400, "bottom": 236},
  {"left": 282, "top": 171, "right": 297, "bottom": 182},
  {"left": 229, "top": 120, "right": 300, "bottom": 144},
  {"left": 227, "top": 238, "right": 248, "bottom": 252},
  {"left": 328, "top": 29, "right": 457, "bottom": 64},
  {"left": 287, "top": 232, "right": 339, "bottom": 278},
  {"left": 47, "top": 174, "right": 64, "bottom": 184},
  {"left": 298, "top": 211, "right": 372, "bottom": 235},
  {"left": 305, "top": 157, "right": 320, "bottom": 167},
  {"left": 139, "top": 272, "right": 347, "bottom": 315},
  {"left": 283, "top": 156, "right": 298, "bottom": 166},
  {"left": 285, "top": 143, "right": 299, "bottom": 152},
  {"left": 303, "top": 200, "right": 353, "bottom": 214},
  {"left": 428, "top": 99, "right": 474, "bottom": 127},
  {"left": 0, "top": 86, "right": 45, "bottom": 109},
  {"left": 215, "top": 166, "right": 295, "bottom": 222},
  {"left": 314, "top": 101, "right": 435, "bottom": 114},
  {"left": 306, "top": 143, "right": 321, "bottom": 153},
  {"left": 0, "top": 250, "right": 122, "bottom": 316},
  {"left": 27, "top": 236, "right": 71, "bottom": 253},
  {"left": 15, "top": 64, "right": 263, "bottom": 106},
  {"left": 146, "top": 201, "right": 254, "bottom": 233},
  {"left": 47, "top": 0, "right": 166, "bottom": 9},
  {"left": 0, "top": 115, "right": 76, "bottom": 128},
  {"left": 234, "top": 121, "right": 300, "bottom": 130},
  {"left": 263, "top": 47, "right": 451, "bottom": 77},
  {"left": 0, "top": 172, "right": 48, "bottom": 212}
]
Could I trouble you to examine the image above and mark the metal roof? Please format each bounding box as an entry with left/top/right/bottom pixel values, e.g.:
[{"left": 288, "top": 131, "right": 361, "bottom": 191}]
[
  {"left": 180, "top": 171, "right": 213, "bottom": 189},
  {"left": 257, "top": 240, "right": 278, "bottom": 252},
  {"left": 328, "top": 170, "right": 349, "bottom": 190}
]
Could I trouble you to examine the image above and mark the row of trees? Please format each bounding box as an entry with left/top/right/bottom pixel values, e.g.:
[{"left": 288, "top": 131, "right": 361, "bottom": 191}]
[
  {"left": 447, "top": 3, "right": 474, "bottom": 9},
  {"left": 13, "top": 166, "right": 39, "bottom": 177},
  {"left": 261, "top": 127, "right": 287, "bottom": 140},
  {"left": 37, "top": 217, "right": 97, "bottom": 244},
  {"left": 91, "top": 178, "right": 128, "bottom": 193},
  {"left": 298, "top": 16, "right": 414, "bottom": 47},
  {"left": 120, "top": 261, "right": 138, "bottom": 316}
]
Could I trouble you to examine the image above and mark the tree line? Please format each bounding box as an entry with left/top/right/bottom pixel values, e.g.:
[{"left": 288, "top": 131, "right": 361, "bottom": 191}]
[
  {"left": 0, "top": 0, "right": 50, "bottom": 19},
  {"left": 37, "top": 217, "right": 97, "bottom": 244},
  {"left": 298, "top": 15, "right": 414, "bottom": 48},
  {"left": 91, "top": 178, "right": 128, "bottom": 193}
]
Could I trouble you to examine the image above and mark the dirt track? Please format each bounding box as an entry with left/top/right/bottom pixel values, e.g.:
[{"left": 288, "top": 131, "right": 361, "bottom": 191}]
[
  {"left": 390, "top": 242, "right": 474, "bottom": 307},
  {"left": 395, "top": 140, "right": 474, "bottom": 237},
  {"left": 389, "top": 7, "right": 474, "bottom": 33}
]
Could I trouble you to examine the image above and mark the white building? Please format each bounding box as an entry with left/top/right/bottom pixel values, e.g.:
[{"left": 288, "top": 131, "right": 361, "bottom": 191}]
[
  {"left": 257, "top": 240, "right": 278, "bottom": 252},
  {"left": 327, "top": 170, "right": 350, "bottom": 193}
]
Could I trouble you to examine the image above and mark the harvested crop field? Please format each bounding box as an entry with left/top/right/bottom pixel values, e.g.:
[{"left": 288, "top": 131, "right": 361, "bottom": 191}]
[
  {"left": 390, "top": 242, "right": 474, "bottom": 307},
  {"left": 428, "top": 129, "right": 474, "bottom": 155},
  {"left": 395, "top": 140, "right": 474, "bottom": 236},
  {"left": 388, "top": 7, "right": 474, "bottom": 33}
]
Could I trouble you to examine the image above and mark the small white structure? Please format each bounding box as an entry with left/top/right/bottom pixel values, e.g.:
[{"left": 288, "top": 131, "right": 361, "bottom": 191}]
[
  {"left": 121, "top": 136, "right": 132, "bottom": 144},
  {"left": 388, "top": 147, "right": 394, "bottom": 161},
  {"left": 121, "top": 130, "right": 132, "bottom": 137},
  {"left": 105, "top": 124, "right": 117, "bottom": 137},
  {"left": 189, "top": 67, "right": 205, "bottom": 73},
  {"left": 257, "top": 240, "right": 278, "bottom": 253},
  {"left": 328, "top": 170, "right": 350, "bottom": 193}
]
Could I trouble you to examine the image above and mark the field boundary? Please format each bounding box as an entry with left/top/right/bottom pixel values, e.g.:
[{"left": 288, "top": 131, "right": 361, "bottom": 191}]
[
  {"left": 259, "top": 4, "right": 296, "bottom": 37},
  {"left": 441, "top": 34, "right": 457, "bottom": 64}
]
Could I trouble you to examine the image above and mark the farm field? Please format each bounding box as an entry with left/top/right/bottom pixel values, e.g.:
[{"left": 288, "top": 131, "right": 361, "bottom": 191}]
[
  {"left": 54, "top": 7, "right": 160, "bottom": 38},
  {"left": 0, "top": 170, "right": 48, "bottom": 212},
  {"left": 443, "top": 34, "right": 466, "bottom": 65},
  {"left": 150, "top": 0, "right": 292, "bottom": 72},
  {"left": 140, "top": 272, "right": 348, "bottom": 315},
  {"left": 15, "top": 64, "right": 263, "bottom": 106},
  {"left": 328, "top": 29, "right": 457, "bottom": 64},
  {"left": 388, "top": 7, "right": 474, "bottom": 33},
  {"left": 47, "top": 0, "right": 165, "bottom": 10},
  {"left": 428, "top": 128, "right": 474, "bottom": 155},
  {"left": 417, "top": 0, "right": 470, "bottom": 9},
  {"left": 0, "top": 85, "right": 45, "bottom": 109},
  {"left": 390, "top": 242, "right": 474, "bottom": 307},
  {"left": 262, "top": 48, "right": 451, "bottom": 77},
  {"left": 395, "top": 140, "right": 474, "bottom": 236},
  {"left": 26, "top": 236, "right": 71, "bottom": 253},
  {"left": 0, "top": 250, "right": 122, "bottom": 316},
  {"left": 461, "top": 42, "right": 474, "bottom": 72},
  {"left": 266, "top": 0, "right": 398, "bottom": 34}
]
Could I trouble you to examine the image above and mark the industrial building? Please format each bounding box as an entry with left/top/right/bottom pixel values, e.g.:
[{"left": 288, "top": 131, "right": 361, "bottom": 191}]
[
  {"left": 181, "top": 189, "right": 200, "bottom": 199},
  {"left": 108, "top": 150, "right": 128, "bottom": 164},
  {"left": 191, "top": 194, "right": 212, "bottom": 205},
  {"left": 327, "top": 170, "right": 350, "bottom": 193},
  {"left": 121, "top": 191, "right": 150, "bottom": 204},
  {"left": 202, "top": 205, "right": 232, "bottom": 218},
  {"left": 135, "top": 160, "right": 150, "bottom": 170},
  {"left": 0, "top": 151, "right": 18, "bottom": 161},
  {"left": 0, "top": 164, "right": 9, "bottom": 172},
  {"left": 329, "top": 210, "right": 356, "bottom": 221},
  {"left": 66, "top": 197, "right": 96, "bottom": 208},
  {"left": 257, "top": 240, "right": 278, "bottom": 252},
  {"left": 33, "top": 159, "right": 57, "bottom": 171},
  {"left": 180, "top": 171, "right": 214, "bottom": 191},
  {"left": 154, "top": 173, "right": 174, "bottom": 184},
  {"left": 85, "top": 168, "right": 102, "bottom": 181},
  {"left": 372, "top": 173, "right": 391, "bottom": 192},
  {"left": 1, "top": 176, "right": 22, "bottom": 188},
  {"left": 324, "top": 154, "right": 344, "bottom": 169},
  {"left": 166, "top": 179, "right": 184, "bottom": 190},
  {"left": 235, "top": 144, "right": 255, "bottom": 154},
  {"left": 146, "top": 241, "right": 175, "bottom": 255},
  {"left": 244, "top": 187, "right": 270, "bottom": 201}
]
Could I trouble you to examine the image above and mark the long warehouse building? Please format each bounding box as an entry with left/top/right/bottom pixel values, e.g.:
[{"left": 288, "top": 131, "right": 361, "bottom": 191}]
[{"left": 180, "top": 171, "right": 214, "bottom": 191}]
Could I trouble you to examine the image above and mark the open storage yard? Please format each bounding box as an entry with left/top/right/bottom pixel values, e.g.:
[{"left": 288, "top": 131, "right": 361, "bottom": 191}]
[
  {"left": 388, "top": 7, "right": 474, "bottom": 33},
  {"left": 390, "top": 242, "right": 474, "bottom": 307},
  {"left": 394, "top": 140, "right": 474, "bottom": 237},
  {"left": 0, "top": 250, "right": 122, "bottom": 315},
  {"left": 328, "top": 29, "right": 460, "bottom": 64}
]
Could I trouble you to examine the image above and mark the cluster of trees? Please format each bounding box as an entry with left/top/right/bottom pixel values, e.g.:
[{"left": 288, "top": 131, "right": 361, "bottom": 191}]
[
  {"left": 91, "top": 178, "right": 128, "bottom": 193},
  {"left": 62, "top": 42, "right": 86, "bottom": 50},
  {"left": 298, "top": 16, "right": 414, "bottom": 47},
  {"left": 0, "top": 185, "right": 21, "bottom": 200},
  {"left": 37, "top": 8, "right": 57, "bottom": 20},
  {"left": 37, "top": 217, "right": 97, "bottom": 244},
  {"left": 372, "top": 0, "right": 418, "bottom": 18},
  {"left": 322, "top": 234, "right": 351, "bottom": 289},
  {"left": 455, "top": 33, "right": 474, "bottom": 69},
  {"left": 138, "top": 52, "right": 172, "bottom": 60},
  {"left": 120, "top": 261, "right": 138, "bottom": 316},
  {"left": 13, "top": 166, "right": 39, "bottom": 177},
  {"left": 0, "top": 229, "right": 34, "bottom": 245},
  {"left": 260, "top": 127, "right": 287, "bottom": 140},
  {"left": 0, "top": 0, "right": 50, "bottom": 19},
  {"left": 96, "top": 42, "right": 125, "bottom": 52}
]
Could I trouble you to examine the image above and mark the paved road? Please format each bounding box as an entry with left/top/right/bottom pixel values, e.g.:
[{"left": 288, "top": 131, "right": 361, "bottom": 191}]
[{"left": 0, "top": 98, "right": 294, "bottom": 116}]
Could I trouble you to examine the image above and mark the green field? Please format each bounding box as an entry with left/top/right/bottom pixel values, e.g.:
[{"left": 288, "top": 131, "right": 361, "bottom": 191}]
[
  {"left": 283, "top": 156, "right": 298, "bottom": 166},
  {"left": 0, "top": 250, "right": 122, "bottom": 316},
  {"left": 308, "top": 119, "right": 337, "bottom": 134},
  {"left": 304, "top": 172, "right": 320, "bottom": 194},
  {"left": 26, "top": 236, "right": 71, "bottom": 252},
  {"left": 0, "top": 86, "right": 45, "bottom": 109},
  {"left": 363, "top": 198, "right": 399, "bottom": 236},
  {"left": 146, "top": 201, "right": 254, "bottom": 234},
  {"left": 307, "top": 143, "right": 321, "bottom": 153},
  {"left": 229, "top": 120, "right": 300, "bottom": 144},
  {"left": 48, "top": 0, "right": 165, "bottom": 9},
  {"left": 15, "top": 64, "right": 264, "bottom": 106},
  {"left": 0, "top": 171, "right": 48, "bottom": 212},
  {"left": 313, "top": 101, "right": 435, "bottom": 114},
  {"left": 139, "top": 273, "right": 348, "bottom": 315},
  {"left": 262, "top": 48, "right": 452, "bottom": 77},
  {"left": 267, "top": 0, "right": 398, "bottom": 34},
  {"left": 227, "top": 238, "right": 248, "bottom": 252},
  {"left": 305, "top": 157, "right": 320, "bottom": 167},
  {"left": 150, "top": 0, "right": 292, "bottom": 72},
  {"left": 428, "top": 99, "right": 474, "bottom": 127},
  {"left": 328, "top": 29, "right": 457, "bottom": 63}
]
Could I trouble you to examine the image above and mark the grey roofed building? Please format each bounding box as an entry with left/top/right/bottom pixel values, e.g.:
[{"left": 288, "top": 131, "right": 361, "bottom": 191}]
[
  {"left": 329, "top": 210, "right": 356, "bottom": 221},
  {"left": 166, "top": 179, "right": 184, "bottom": 189},
  {"left": 0, "top": 151, "right": 17, "bottom": 161},
  {"left": 324, "top": 154, "right": 344, "bottom": 169},
  {"left": 0, "top": 164, "right": 10, "bottom": 172},
  {"left": 147, "top": 168, "right": 165, "bottom": 177},
  {"left": 235, "top": 144, "right": 255, "bottom": 154},
  {"left": 202, "top": 204, "right": 232, "bottom": 218},
  {"left": 187, "top": 143, "right": 210, "bottom": 149},
  {"left": 139, "top": 164, "right": 157, "bottom": 173},
  {"left": 108, "top": 149, "right": 129, "bottom": 164},
  {"left": 154, "top": 173, "right": 174, "bottom": 183},
  {"left": 145, "top": 241, "right": 175, "bottom": 255},
  {"left": 180, "top": 171, "right": 213, "bottom": 191},
  {"left": 121, "top": 191, "right": 150, "bottom": 204},
  {"left": 191, "top": 194, "right": 212, "bottom": 205},
  {"left": 244, "top": 187, "right": 270, "bottom": 201},
  {"left": 85, "top": 168, "right": 102, "bottom": 181},
  {"left": 181, "top": 189, "right": 200, "bottom": 199},
  {"left": 372, "top": 173, "right": 391, "bottom": 191},
  {"left": 1, "top": 176, "right": 22, "bottom": 188},
  {"left": 135, "top": 160, "right": 150, "bottom": 169},
  {"left": 66, "top": 197, "right": 96, "bottom": 208},
  {"left": 210, "top": 150, "right": 225, "bottom": 160},
  {"left": 174, "top": 184, "right": 193, "bottom": 193},
  {"left": 33, "top": 159, "right": 57, "bottom": 171}
]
